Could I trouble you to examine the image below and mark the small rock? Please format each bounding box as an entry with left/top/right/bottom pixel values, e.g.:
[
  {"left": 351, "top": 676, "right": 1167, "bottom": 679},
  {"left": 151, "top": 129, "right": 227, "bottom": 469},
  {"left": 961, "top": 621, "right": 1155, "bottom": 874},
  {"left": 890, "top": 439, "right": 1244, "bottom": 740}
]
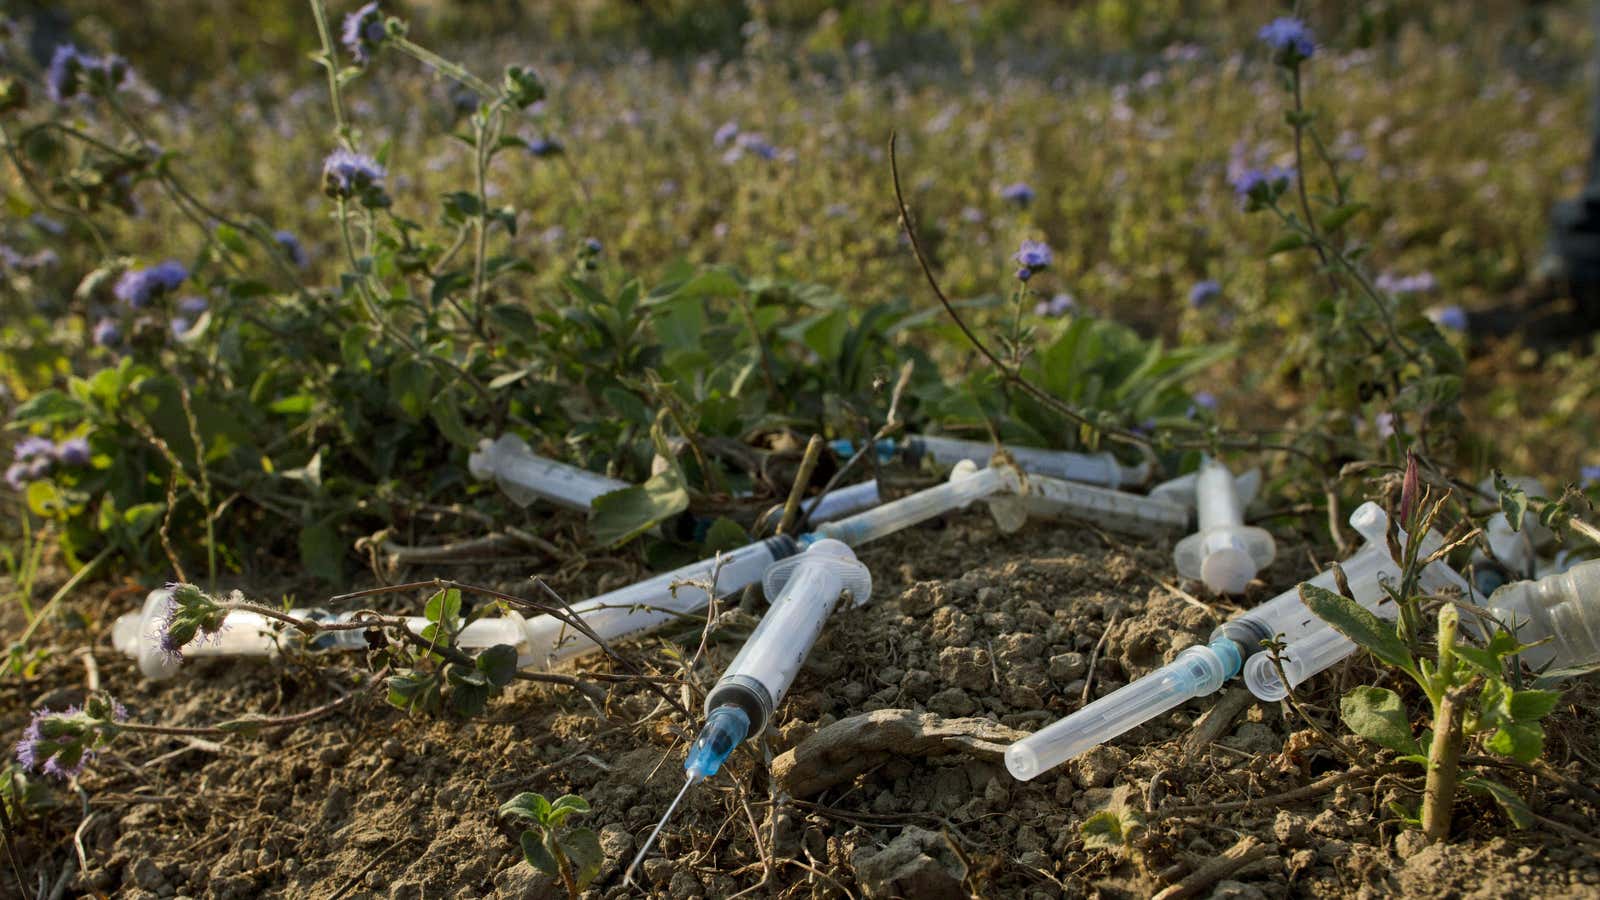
[
  {"left": 1272, "top": 810, "right": 1311, "bottom": 847},
  {"left": 129, "top": 858, "right": 165, "bottom": 891},
  {"left": 994, "top": 632, "right": 1045, "bottom": 666},
  {"left": 1071, "top": 745, "right": 1128, "bottom": 789},
  {"left": 938, "top": 646, "right": 991, "bottom": 692},
  {"left": 899, "top": 581, "right": 947, "bottom": 616},
  {"left": 381, "top": 738, "right": 404, "bottom": 760},
  {"left": 492, "top": 862, "right": 559, "bottom": 899},
  {"left": 1226, "top": 722, "right": 1278, "bottom": 756},
  {"left": 900, "top": 669, "right": 937, "bottom": 701},
  {"left": 854, "top": 826, "right": 968, "bottom": 900},
  {"left": 1395, "top": 830, "right": 1430, "bottom": 860},
  {"left": 767, "top": 807, "right": 801, "bottom": 858},
  {"left": 927, "top": 688, "right": 976, "bottom": 717},
  {"left": 668, "top": 869, "right": 703, "bottom": 896},
  {"left": 643, "top": 857, "right": 674, "bottom": 886},
  {"left": 1048, "top": 652, "right": 1088, "bottom": 682},
  {"left": 930, "top": 607, "right": 974, "bottom": 646}
]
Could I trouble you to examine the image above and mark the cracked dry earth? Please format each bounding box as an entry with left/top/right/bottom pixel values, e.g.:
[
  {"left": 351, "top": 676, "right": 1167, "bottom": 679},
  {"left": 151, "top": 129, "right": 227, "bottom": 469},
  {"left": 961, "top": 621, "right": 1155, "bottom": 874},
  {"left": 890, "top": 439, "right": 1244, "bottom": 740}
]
[{"left": 5, "top": 503, "right": 1600, "bottom": 898}]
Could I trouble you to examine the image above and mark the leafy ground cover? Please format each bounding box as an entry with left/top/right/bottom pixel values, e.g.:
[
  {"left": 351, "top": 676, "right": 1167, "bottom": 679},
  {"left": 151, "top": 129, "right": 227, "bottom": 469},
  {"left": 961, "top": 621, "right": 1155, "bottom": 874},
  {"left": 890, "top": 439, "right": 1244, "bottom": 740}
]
[{"left": 2, "top": 1, "right": 1599, "bottom": 897}]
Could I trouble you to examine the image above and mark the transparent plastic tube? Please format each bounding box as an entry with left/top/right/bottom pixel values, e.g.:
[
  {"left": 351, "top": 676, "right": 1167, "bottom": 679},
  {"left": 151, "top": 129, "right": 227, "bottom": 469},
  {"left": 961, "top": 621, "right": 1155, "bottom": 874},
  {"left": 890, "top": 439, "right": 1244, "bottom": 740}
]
[
  {"left": 806, "top": 463, "right": 1025, "bottom": 547},
  {"left": 1006, "top": 640, "right": 1241, "bottom": 781},
  {"left": 469, "top": 434, "right": 628, "bottom": 511},
  {"left": 519, "top": 536, "right": 799, "bottom": 670},
  {"left": 703, "top": 539, "right": 872, "bottom": 736},
  {"left": 111, "top": 588, "right": 535, "bottom": 679},
  {"left": 799, "top": 480, "right": 882, "bottom": 525},
  {"left": 1246, "top": 623, "right": 1364, "bottom": 702},
  {"left": 910, "top": 435, "right": 1148, "bottom": 489},
  {"left": 1486, "top": 559, "right": 1600, "bottom": 671},
  {"left": 1173, "top": 459, "right": 1276, "bottom": 594},
  {"left": 1023, "top": 474, "right": 1189, "bottom": 537}
]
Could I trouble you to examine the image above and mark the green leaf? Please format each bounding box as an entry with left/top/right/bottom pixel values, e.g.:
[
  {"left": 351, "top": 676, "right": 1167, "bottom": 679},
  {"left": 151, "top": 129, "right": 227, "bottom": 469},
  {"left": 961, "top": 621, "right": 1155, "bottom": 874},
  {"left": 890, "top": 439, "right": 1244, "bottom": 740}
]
[
  {"left": 298, "top": 522, "right": 344, "bottom": 584},
  {"left": 588, "top": 467, "right": 690, "bottom": 547},
  {"left": 449, "top": 678, "right": 491, "bottom": 717},
  {"left": 1338, "top": 686, "right": 1421, "bottom": 756},
  {"left": 424, "top": 588, "right": 463, "bottom": 625},
  {"left": 214, "top": 223, "right": 248, "bottom": 253},
  {"left": 386, "top": 670, "right": 442, "bottom": 714},
  {"left": 1451, "top": 645, "right": 1504, "bottom": 679},
  {"left": 476, "top": 644, "right": 520, "bottom": 688},
  {"left": 520, "top": 829, "right": 558, "bottom": 875},
  {"left": 121, "top": 502, "right": 166, "bottom": 539},
  {"left": 1301, "top": 583, "right": 1416, "bottom": 674},
  {"left": 387, "top": 358, "right": 434, "bottom": 421},
  {"left": 1463, "top": 776, "right": 1534, "bottom": 829},
  {"left": 429, "top": 390, "right": 475, "bottom": 449},
  {"left": 1265, "top": 233, "right": 1308, "bottom": 256},
  {"left": 702, "top": 517, "right": 748, "bottom": 553},
  {"left": 9, "top": 390, "right": 88, "bottom": 426},
  {"left": 562, "top": 827, "right": 604, "bottom": 889},
  {"left": 1508, "top": 689, "right": 1560, "bottom": 723},
  {"left": 550, "top": 794, "right": 590, "bottom": 815},
  {"left": 268, "top": 393, "right": 317, "bottom": 415},
  {"left": 500, "top": 792, "right": 552, "bottom": 823},
  {"left": 1080, "top": 809, "right": 1137, "bottom": 851},
  {"left": 1485, "top": 721, "right": 1545, "bottom": 763},
  {"left": 1318, "top": 202, "right": 1369, "bottom": 234},
  {"left": 1494, "top": 471, "right": 1528, "bottom": 532}
]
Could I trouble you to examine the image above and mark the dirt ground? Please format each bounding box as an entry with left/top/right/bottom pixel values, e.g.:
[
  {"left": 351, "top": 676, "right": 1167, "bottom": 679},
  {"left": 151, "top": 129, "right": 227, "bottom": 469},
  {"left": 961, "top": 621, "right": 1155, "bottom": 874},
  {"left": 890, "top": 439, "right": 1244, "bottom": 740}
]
[{"left": 5, "top": 504, "right": 1600, "bottom": 899}]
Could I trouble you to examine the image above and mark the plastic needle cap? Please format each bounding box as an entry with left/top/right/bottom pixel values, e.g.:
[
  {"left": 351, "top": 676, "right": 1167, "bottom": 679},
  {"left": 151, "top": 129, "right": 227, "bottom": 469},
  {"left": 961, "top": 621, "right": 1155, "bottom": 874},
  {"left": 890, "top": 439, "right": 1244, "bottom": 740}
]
[{"left": 685, "top": 705, "right": 751, "bottom": 780}]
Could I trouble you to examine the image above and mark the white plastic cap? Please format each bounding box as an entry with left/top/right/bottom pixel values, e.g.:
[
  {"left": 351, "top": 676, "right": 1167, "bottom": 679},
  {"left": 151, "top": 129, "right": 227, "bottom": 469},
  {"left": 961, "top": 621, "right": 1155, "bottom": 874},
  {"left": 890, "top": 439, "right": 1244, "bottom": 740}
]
[{"left": 112, "top": 587, "right": 182, "bottom": 680}]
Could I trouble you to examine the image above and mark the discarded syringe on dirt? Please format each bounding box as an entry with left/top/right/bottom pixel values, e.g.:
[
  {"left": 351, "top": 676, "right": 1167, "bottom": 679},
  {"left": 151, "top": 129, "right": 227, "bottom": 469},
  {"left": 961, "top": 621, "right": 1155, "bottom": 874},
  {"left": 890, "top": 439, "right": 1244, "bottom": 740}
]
[
  {"left": 1004, "top": 501, "right": 1465, "bottom": 782},
  {"left": 624, "top": 538, "right": 873, "bottom": 884},
  {"left": 831, "top": 434, "right": 1150, "bottom": 490}
]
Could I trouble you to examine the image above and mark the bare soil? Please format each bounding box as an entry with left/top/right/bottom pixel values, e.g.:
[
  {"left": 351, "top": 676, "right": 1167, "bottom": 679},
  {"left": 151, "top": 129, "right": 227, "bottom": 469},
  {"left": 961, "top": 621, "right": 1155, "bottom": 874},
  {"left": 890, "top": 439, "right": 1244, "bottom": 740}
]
[{"left": 5, "top": 506, "right": 1600, "bottom": 899}]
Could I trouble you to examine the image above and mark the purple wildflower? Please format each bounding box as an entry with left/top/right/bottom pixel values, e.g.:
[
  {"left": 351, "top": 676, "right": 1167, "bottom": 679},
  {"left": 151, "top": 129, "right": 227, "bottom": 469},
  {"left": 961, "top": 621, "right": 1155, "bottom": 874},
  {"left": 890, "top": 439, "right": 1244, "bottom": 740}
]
[
  {"left": 583, "top": 237, "right": 603, "bottom": 255},
  {"left": 713, "top": 122, "right": 740, "bottom": 147},
  {"left": 1000, "top": 182, "right": 1036, "bottom": 206},
  {"left": 1429, "top": 304, "right": 1468, "bottom": 332},
  {"left": 3, "top": 463, "right": 26, "bottom": 491},
  {"left": 528, "top": 136, "right": 563, "bottom": 158},
  {"left": 154, "top": 594, "right": 186, "bottom": 664},
  {"left": 1188, "top": 280, "right": 1221, "bottom": 308},
  {"left": 734, "top": 132, "right": 778, "bottom": 161},
  {"left": 1034, "top": 292, "right": 1075, "bottom": 317},
  {"left": 273, "top": 230, "right": 307, "bottom": 268},
  {"left": 46, "top": 45, "right": 87, "bottom": 102},
  {"left": 171, "top": 318, "right": 192, "bottom": 337},
  {"left": 1016, "top": 268, "right": 1033, "bottom": 282},
  {"left": 1194, "top": 391, "right": 1218, "bottom": 410},
  {"left": 341, "top": 2, "right": 387, "bottom": 65},
  {"left": 1014, "top": 239, "right": 1053, "bottom": 273},
  {"left": 1231, "top": 166, "right": 1294, "bottom": 207},
  {"left": 1582, "top": 465, "right": 1600, "bottom": 488},
  {"left": 322, "top": 149, "right": 386, "bottom": 198},
  {"left": 177, "top": 296, "right": 209, "bottom": 318},
  {"left": 114, "top": 261, "right": 188, "bottom": 309},
  {"left": 1376, "top": 412, "right": 1396, "bottom": 439},
  {"left": 93, "top": 318, "right": 122, "bottom": 348},
  {"left": 54, "top": 437, "right": 90, "bottom": 467},
  {"left": 14, "top": 436, "right": 55, "bottom": 462},
  {"left": 1259, "top": 17, "right": 1315, "bottom": 64},
  {"left": 1377, "top": 272, "right": 1438, "bottom": 295}
]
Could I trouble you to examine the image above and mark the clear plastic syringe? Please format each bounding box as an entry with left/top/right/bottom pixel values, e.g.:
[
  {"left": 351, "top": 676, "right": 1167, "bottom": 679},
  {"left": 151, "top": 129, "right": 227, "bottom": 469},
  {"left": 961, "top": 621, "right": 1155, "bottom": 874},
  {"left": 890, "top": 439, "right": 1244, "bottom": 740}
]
[
  {"left": 829, "top": 436, "right": 1149, "bottom": 490},
  {"left": 111, "top": 586, "right": 533, "bottom": 680},
  {"left": 624, "top": 538, "right": 872, "bottom": 884},
  {"left": 1243, "top": 503, "right": 1468, "bottom": 701},
  {"left": 1173, "top": 458, "right": 1276, "bottom": 594},
  {"left": 469, "top": 434, "right": 630, "bottom": 512},
  {"left": 1481, "top": 558, "right": 1600, "bottom": 673},
  {"left": 1023, "top": 473, "right": 1190, "bottom": 538},
  {"left": 760, "top": 479, "right": 884, "bottom": 530},
  {"left": 1004, "top": 501, "right": 1453, "bottom": 782},
  {"left": 805, "top": 460, "right": 1026, "bottom": 547}
]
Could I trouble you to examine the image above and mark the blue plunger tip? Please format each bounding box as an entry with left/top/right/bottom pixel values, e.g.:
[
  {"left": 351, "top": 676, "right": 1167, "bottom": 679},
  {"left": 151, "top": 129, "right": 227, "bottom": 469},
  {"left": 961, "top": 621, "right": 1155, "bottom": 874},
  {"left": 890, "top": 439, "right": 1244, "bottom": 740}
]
[{"left": 685, "top": 706, "right": 751, "bottom": 780}]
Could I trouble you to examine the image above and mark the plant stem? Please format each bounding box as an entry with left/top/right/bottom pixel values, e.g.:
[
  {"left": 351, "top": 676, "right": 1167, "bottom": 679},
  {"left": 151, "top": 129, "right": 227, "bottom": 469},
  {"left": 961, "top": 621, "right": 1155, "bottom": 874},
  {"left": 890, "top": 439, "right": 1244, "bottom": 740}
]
[
  {"left": 308, "top": 0, "right": 351, "bottom": 143},
  {"left": 1421, "top": 686, "right": 1467, "bottom": 842}
]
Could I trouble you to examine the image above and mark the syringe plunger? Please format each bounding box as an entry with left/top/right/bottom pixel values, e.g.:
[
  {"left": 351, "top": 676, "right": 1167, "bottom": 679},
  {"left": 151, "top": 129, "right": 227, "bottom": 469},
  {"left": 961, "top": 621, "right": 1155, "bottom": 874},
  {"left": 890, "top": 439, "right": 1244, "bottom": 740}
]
[
  {"left": 807, "top": 461, "right": 1024, "bottom": 547},
  {"left": 469, "top": 434, "right": 629, "bottom": 512},
  {"left": 1173, "top": 459, "right": 1276, "bottom": 594}
]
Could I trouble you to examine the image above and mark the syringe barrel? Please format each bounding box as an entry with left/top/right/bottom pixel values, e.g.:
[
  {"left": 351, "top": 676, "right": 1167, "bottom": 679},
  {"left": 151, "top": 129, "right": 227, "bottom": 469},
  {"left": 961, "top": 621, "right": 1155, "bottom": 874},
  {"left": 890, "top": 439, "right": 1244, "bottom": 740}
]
[
  {"left": 910, "top": 435, "right": 1130, "bottom": 488},
  {"left": 1023, "top": 475, "right": 1189, "bottom": 536},
  {"left": 1195, "top": 459, "right": 1244, "bottom": 532},
  {"left": 705, "top": 547, "right": 864, "bottom": 736},
  {"left": 810, "top": 465, "right": 1018, "bottom": 547},
  {"left": 1006, "top": 640, "right": 1241, "bottom": 781},
  {"left": 1245, "top": 623, "right": 1358, "bottom": 702},
  {"left": 470, "top": 435, "right": 628, "bottom": 512},
  {"left": 518, "top": 536, "right": 800, "bottom": 670},
  {"left": 800, "top": 480, "right": 882, "bottom": 525},
  {"left": 1211, "top": 543, "right": 1393, "bottom": 649},
  {"left": 1488, "top": 559, "right": 1600, "bottom": 672}
]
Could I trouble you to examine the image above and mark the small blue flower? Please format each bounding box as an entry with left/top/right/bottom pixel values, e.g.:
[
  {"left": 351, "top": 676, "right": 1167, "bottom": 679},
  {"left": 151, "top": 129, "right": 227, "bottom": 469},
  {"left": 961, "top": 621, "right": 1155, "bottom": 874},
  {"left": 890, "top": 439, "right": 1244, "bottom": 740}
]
[
  {"left": 1581, "top": 465, "right": 1600, "bottom": 488},
  {"left": 1377, "top": 272, "right": 1438, "bottom": 295},
  {"left": 14, "top": 437, "right": 55, "bottom": 463},
  {"left": 1429, "top": 304, "right": 1468, "bottom": 332},
  {"left": 341, "top": 2, "right": 387, "bottom": 65},
  {"left": 93, "top": 319, "right": 122, "bottom": 348},
  {"left": 1194, "top": 391, "right": 1218, "bottom": 410},
  {"left": 178, "top": 296, "right": 209, "bottom": 318},
  {"left": 3, "top": 463, "right": 27, "bottom": 491},
  {"left": 46, "top": 45, "right": 86, "bottom": 103},
  {"left": 528, "top": 136, "right": 564, "bottom": 158},
  {"left": 1034, "top": 292, "right": 1075, "bottom": 317},
  {"left": 114, "top": 261, "right": 188, "bottom": 309},
  {"left": 1259, "top": 17, "right": 1315, "bottom": 65},
  {"left": 171, "top": 318, "right": 193, "bottom": 337},
  {"left": 55, "top": 437, "right": 90, "bottom": 467},
  {"left": 735, "top": 132, "right": 778, "bottom": 161},
  {"left": 322, "top": 149, "right": 386, "bottom": 199},
  {"left": 1014, "top": 239, "right": 1053, "bottom": 273},
  {"left": 1000, "top": 182, "right": 1036, "bottom": 206},
  {"left": 1230, "top": 165, "right": 1294, "bottom": 208},
  {"left": 713, "top": 122, "right": 740, "bottom": 148},
  {"left": 1188, "top": 280, "right": 1222, "bottom": 308},
  {"left": 273, "top": 230, "right": 307, "bottom": 268}
]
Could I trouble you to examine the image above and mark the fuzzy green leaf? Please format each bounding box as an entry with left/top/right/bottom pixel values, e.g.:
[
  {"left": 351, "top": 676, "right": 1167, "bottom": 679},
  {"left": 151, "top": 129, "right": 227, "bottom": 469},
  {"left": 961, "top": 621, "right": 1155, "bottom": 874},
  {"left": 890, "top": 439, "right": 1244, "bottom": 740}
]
[
  {"left": 520, "top": 829, "right": 558, "bottom": 875},
  {"left": 1494, "top": 471, "right": 1528, "bottom": 532},
  {"left": 1485, "top": 721, "right": 1545, "bottom": 763},
  {"left": 1301, "top": 583, "right": 1416, "bottom": 674},
  {"left": 1507, "top": 689, "right": 1560, "bottom": 723},
  {"left": 588, "top": 467, "right": 690, "bottom": 547},
  {"left": 563, "top": 827, "right": 604, "bottom": 889},
  {"left": 500, "top": 792, "right": 552, "bottom": 824},
  {"left": 1339, "top": 685, "right": 1421, "bottom": 756},
  {"left": 1463, "top": 776, "right": 1533, "bottom": 829},
  {"left": 476, "top": 644, "right": 520, "bottom": 688}
]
